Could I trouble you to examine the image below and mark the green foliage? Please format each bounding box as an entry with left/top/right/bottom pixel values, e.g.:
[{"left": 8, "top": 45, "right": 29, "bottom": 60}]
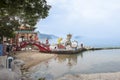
[{"left": 0, "top": 0, "right": 51, "bottom": 41}]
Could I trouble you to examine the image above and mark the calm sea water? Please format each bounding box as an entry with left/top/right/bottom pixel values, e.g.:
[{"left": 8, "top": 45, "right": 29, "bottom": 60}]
[{"left": 30, "top": 49, "right": 120, "bottom": 80}]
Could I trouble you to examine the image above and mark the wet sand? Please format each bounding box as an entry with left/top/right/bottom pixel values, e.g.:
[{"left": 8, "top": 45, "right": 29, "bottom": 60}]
[
  {"left": 15, "top": 50, "right": 56, "bottom": 69},
  {"left": 15, "top": 50, "right": 120, "bottom": 80},
  {"left": 56, "top": 72, "right": 120, "bottom": 80}
]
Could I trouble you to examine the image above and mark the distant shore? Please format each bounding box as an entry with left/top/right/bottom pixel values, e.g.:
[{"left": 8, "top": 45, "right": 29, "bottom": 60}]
[{"left": 86, "top": 47, "right": 120, "bottom": 50}]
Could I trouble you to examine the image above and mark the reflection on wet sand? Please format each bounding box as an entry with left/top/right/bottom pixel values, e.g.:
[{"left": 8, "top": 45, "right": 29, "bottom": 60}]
[
  {"left": 56, "top": 52, "right": 83, "bottom": 68},
  {"left": 30, "top": 52, "right": 85, "bottom": 80}
]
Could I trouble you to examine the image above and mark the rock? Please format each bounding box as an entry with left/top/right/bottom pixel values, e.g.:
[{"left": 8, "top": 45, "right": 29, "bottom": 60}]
[{"left": 0, "top": 59, "right": 25, "bottom": 80}]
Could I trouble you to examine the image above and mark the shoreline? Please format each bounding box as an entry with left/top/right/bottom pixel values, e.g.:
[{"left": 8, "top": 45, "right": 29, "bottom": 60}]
[
  {"left": 14, "top": 50, "right": 57, "bottom": 80},
  {"left": 15, "top": 50, "right": 57, "bottom": 69},
  {"left": 14, "top": 50, "right": 120, "bottom": 80}
]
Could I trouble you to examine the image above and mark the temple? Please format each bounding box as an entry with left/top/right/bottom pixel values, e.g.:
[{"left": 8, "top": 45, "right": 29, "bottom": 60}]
[
  {"left": 10, "top": 25, "right": 51, "bottom": 52},
  {"left": 14, "top": 25, "right": 38, "bottom": 46}
]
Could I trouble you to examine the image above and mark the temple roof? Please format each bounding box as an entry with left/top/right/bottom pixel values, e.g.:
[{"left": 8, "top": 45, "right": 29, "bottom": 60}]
[
  {"left": 15, "top": 31, "right": 37, "bottom": 33},
  {"left": 18, "top": 25, "right": 36, "bottom": 31}
]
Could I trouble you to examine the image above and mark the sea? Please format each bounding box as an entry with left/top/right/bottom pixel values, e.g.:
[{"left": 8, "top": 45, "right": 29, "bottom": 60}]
[
  {"left": 40, "top": 37, "right": 120, "bottom": 48},
  {"left": 30, "top": 37, "right": 120, "bottom": 80}
]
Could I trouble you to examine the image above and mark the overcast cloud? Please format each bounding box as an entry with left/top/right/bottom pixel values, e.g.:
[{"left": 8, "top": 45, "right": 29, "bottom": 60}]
[{"left": 36, "top": 0, "right": 120, "bottom": 39}]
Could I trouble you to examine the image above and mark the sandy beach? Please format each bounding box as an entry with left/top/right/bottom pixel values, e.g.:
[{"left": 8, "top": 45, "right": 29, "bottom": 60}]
[{"left": 15, "top": 50, "right": 56, "bottom": 69}]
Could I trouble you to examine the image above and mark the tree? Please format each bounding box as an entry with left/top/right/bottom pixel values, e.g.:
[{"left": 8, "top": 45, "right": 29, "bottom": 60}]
[{"left": 0, "top": 0, "right": 51, "bottom": 43}]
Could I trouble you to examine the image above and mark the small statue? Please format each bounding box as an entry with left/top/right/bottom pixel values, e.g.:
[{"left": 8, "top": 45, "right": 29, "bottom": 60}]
[
  {"left": 65, "top": 34, "right": 72, "bottom": 46},
  {"left": 46, "top": 38, "right": 49, "bottom": 45}
]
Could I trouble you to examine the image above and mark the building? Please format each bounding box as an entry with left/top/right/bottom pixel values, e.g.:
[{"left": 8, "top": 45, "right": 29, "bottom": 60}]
[{"left": 14, "top": 25, "right": 38, "bottom": 46}]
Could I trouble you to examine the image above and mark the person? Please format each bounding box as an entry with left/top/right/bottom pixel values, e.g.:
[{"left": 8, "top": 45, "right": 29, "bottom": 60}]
[
  {"left": 81, "top": 43, "right": 84, "bottom": 48},
  {"left": 6, "top": 44, "right": 10, "bottom": 55},
  {"left": 29, "top": 35, "right": 33, "bottom": 41},
  {"left": 35, "top": 34, "right": 39, "bottom": 41},
  {"left": 46, "top": 38, "right": 49, "bottom": 45},
  {"left": 3, "top": 41, "right": 7, "bottom": 55}
]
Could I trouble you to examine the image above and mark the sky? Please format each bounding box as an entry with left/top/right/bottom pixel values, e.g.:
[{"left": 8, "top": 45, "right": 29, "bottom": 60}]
[{"left": 35, "top": 0, "right": 120, "bottom": 39}]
